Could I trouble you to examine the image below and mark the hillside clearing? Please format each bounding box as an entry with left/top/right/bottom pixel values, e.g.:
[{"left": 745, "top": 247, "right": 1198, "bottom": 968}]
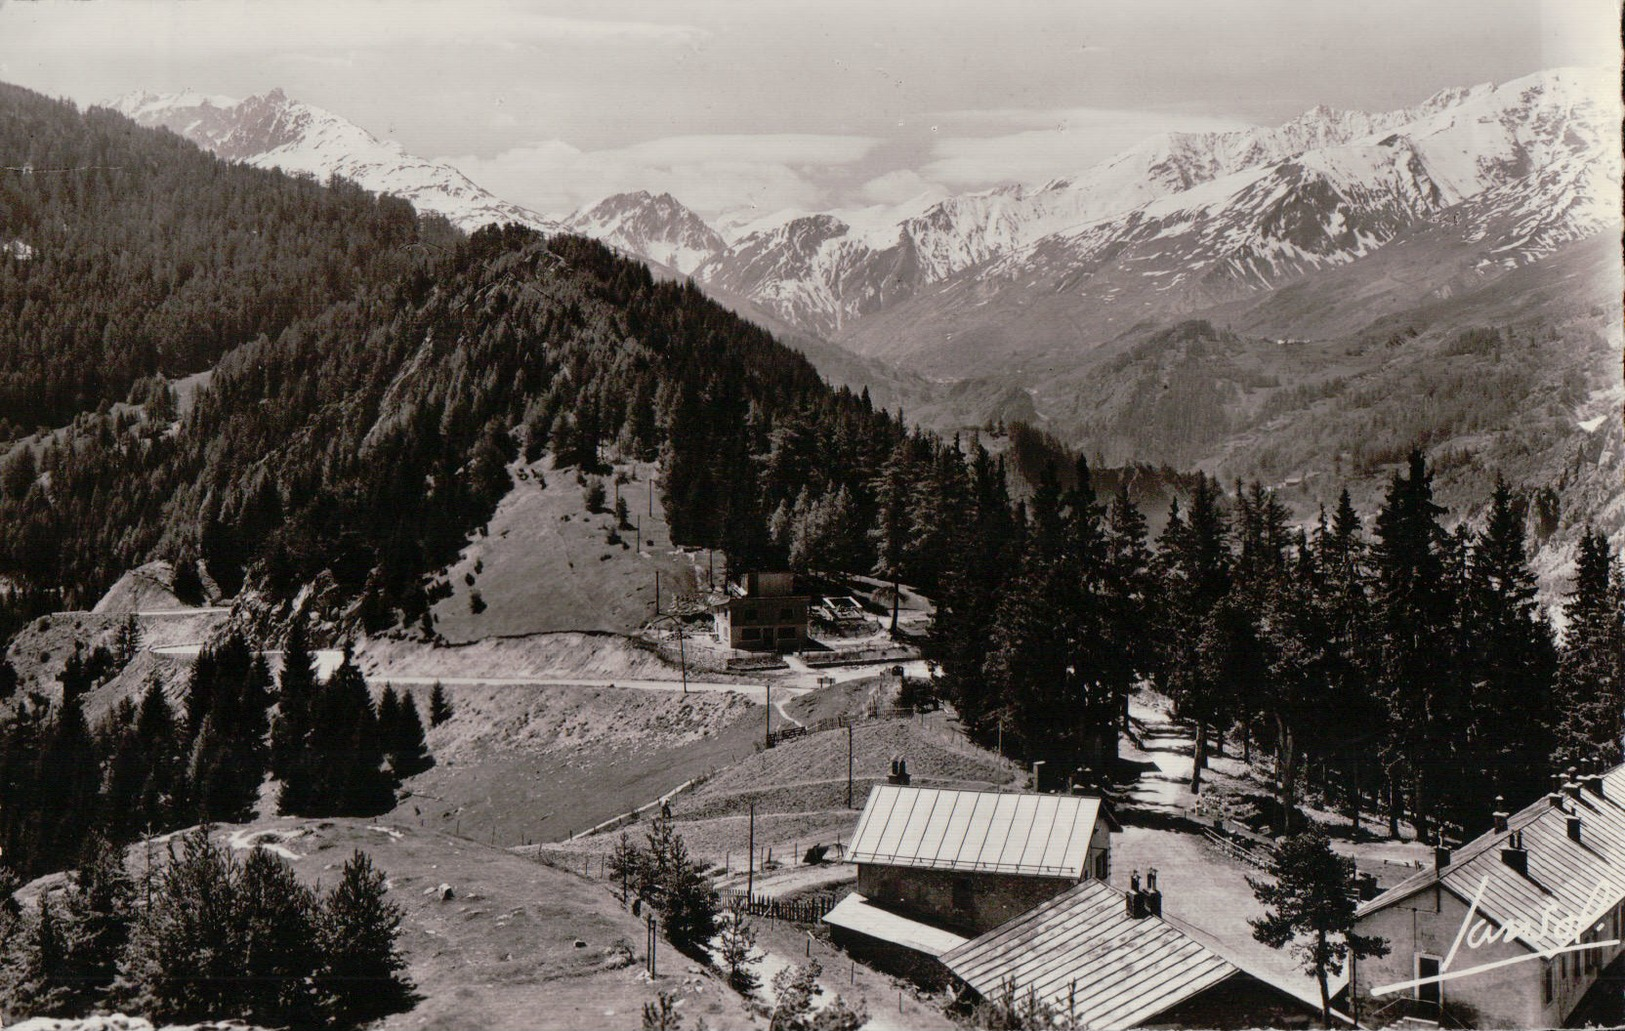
[{"left": 426, "top": 457, "right": 717, "bottom": 641}]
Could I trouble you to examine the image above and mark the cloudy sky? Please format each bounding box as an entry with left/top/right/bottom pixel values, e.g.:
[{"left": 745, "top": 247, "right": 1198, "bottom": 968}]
[{"left": 0, "top": 0, "right": 1616, "bottom": 220}]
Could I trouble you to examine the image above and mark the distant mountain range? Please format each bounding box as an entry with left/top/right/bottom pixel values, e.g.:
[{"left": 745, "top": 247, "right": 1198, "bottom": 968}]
[
  {"left": 553, "top": 68, "right": 1616, "bottom": 373},
  {"left": 115, "top": 70, "right": 1616, "bottom": 366},
  {"left": 110, "top": 71, "right": 1624, "bottom": 580}
]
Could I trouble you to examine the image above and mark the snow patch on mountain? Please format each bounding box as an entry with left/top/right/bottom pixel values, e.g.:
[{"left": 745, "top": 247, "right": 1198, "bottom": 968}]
[{"left": 109, "top": 89, "right": 563, "bottom": 235}]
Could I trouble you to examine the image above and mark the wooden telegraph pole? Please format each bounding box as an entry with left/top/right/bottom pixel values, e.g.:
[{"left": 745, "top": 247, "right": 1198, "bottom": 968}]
[
  {"left": 676, "top": 615, "right": 688, "bottom": 696},
  {"left": 747, "top": 800, "right": 756, "bottom": 900},
  {"left": 847, "top": 722, "right": 854, "bottom": 807},
  {"left": 765, "top": 681, "right": 772, "bottom": 748}
]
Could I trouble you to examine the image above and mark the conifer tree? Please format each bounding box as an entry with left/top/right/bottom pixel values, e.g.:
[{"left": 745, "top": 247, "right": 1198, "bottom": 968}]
[
  {"left": 386, "top": 691, "right": 432, "bottom": 779},
  {"left": 271, "top": 612, "right": 319, "bottom": 780},
  {"left": 1311, "top": 493, "right": 1383, "bottom": 830},
  {"left": 317, "top": 850, "right": 409, "bottom": 1025},
  {"left": 718, "top": 896, "right": 761, "bottom": 994},
  {"left": 1372, "top": 451, "right": 1459, "bottom": 839},
  {"left": 235, "top": 847, "right": 321, "bottom": 1026},
  {"left": 281, "top": 649, "right": 393, "bottom": 817},
  {"left": 377, "top": 686, "right": 402, "bottom": 750},
  {"left": 11, "top": 896, "right": 72, "bottom": 1016},
  {"left": 1552, "top": 529, "right": 1625, "bottom": 768},
  {"left": 58, "top": 833, "right": 136, "bottom": 1011},
  {"left": 428, "top": 681, "right": 453, "bottom": 726},
  {"left": 1156, "top": 475, "right": 1233, "bottom": 790},
  {"left": 133, "top": 676, "right": 185, "bottom": 830},
  {"left": 1102, "top": 480, "right": 1155, "bottom": 730},
  {"left": 1249, "top": 825, "right": 1388, "bottom": 1027},
  {"left": 32, "top": 694, "right": 100, "bottom": 873},
  {"left": 116, "top": 831, "right": 242, "bottom": 1022},
  {"left": 870, "top": 437, "right": 916, "bottom": 634},
  {"left": 57, "top": 643, "right": 93, "bottom": 706},
  {"left": 931, "top": 443, "right": 1016, "bottom": 737},
  {"left": 1466, "top": 477, "right": 1557, "bottom": 809}
]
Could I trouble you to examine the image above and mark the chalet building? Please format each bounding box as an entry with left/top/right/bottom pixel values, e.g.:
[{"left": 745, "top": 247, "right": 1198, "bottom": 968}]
[
  {"left": 823, "top": 785, "right": 1119, "bottom": 979},
  {"left": 942, "top": 877, "right": 1337, "bottom": 1029},
  {"left": 712, "top": 571, "right": 809, "bottom": 651},
  {"left": 1352, "top": 765, "right": 1625, "bottom": 1029}
]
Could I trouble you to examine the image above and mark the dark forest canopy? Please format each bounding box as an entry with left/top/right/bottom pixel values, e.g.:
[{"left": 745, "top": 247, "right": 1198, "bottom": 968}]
[{"left": 0, "top": 81, "right": 461, "bottom": 436}]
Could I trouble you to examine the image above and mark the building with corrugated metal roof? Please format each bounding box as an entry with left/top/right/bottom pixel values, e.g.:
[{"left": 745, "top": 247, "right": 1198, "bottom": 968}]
[
  {"left": 1352, "top": 765, "right": 1625, "bottom": 1029},
  {"left": 846, "top": 784, "right": 1120, "bottom": 935},
  {"left": 823, "top": 784, "right": 1120, "bottom": 981},
  {"left": 941, "top": 878, "right": 1335, "bottom": 1029}
]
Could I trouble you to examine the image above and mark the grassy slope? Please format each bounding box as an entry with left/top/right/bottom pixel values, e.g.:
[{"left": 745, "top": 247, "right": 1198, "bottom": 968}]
[
  {"left": 16, "top": 818, "right": 760, "bottom": 1031},
  {"left": 390, "top": 682, "right": 800, "bottom": 848},
  {"left": 427, "top": 457, "right": 711, "bottom": 642}
]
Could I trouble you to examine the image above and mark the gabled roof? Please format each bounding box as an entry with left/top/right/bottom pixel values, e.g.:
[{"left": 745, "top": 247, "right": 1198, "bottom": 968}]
[
  {"left": 941, "top": 880, "right": 1239, "bottom": 1029},
  {"left": 847, "top": 785, "right": 1119, "bottom": 878},
  {"left": 1358, "top": 765, "right": 1625, "bottom": 954},
  {"left": 822, "top": 893, "right": 969, "bottom": 957}
]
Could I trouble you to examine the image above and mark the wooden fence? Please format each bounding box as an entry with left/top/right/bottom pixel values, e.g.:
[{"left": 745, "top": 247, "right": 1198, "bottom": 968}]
[
  {"left": 793, "top": 643, "right": 919, "bottom": 668},
  {"left": 767, "top": 705, "right": 919, "bottom": 746},
  {"left": 722, "top": 890, "right": 840, "bottom": 924},
  {"left": 1201, "top": 827, "right": 1277, "bottom": 870}
]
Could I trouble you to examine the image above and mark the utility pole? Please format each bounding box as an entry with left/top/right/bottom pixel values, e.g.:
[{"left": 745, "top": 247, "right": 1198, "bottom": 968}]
[
  {"left": 765, "top": 681, "right": 772, "bottom": 748},
  {"left": 654, "top": 570, "right": 660, "bottom": 617},
  {"left": 848, "top": 721, "right": 854, "bottom": 808},
  {"left": 747, "top": 800, "right": 756, "bottom": 900},
  {"left": 647, "top": 912, "right": 657, "bottom": 976},
  {"left": 677, "top": 616, "right": 688, "bottom": 696}
]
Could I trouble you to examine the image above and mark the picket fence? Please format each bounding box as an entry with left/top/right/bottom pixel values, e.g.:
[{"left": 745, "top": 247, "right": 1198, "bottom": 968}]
[{"left": 722, "top": 890, "right": 840, "bottom": 924}]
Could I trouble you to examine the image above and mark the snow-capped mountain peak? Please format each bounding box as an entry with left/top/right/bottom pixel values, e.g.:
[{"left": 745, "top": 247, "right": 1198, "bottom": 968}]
[
  {"left": 563, "top": 191, "right": 726, "bottom": 275},
  {"left": 109, "top": 88, "right": 562, "bottom": 235}
]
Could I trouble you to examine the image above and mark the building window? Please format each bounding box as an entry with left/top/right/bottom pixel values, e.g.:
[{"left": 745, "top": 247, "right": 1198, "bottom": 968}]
[
  {"left": 778, "top": 626, "right": 797, "bottom": 639},
  {"left": 742, "top": 628, "right": 760, "bottom": 641}
]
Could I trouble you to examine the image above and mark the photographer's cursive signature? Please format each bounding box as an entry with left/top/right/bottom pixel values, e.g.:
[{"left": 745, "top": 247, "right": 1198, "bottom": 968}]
[{"left": 1371, "top": 874, "right": 1621, "bottom": 996}]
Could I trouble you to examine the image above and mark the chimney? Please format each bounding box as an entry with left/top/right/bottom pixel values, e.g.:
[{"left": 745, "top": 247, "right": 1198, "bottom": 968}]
[
  {"left": 1549, "top": 789, "right": 1566, "bottom": 810},
  {"left": 1032, "top": 760, "right": 1047, "bottom": 792},
  {"left": 1502, "top": 830, "right": 1529, "bottom": 876},
  {"left": 1434, "top": 845, "right": 1452, "bottom": 872},
  {"left": 1565, "top": 777, "right": 1583, "bottom": 801},
  {"left": 886, "top": 756, "right": 910, "bottom": 786},
  {"left": 1568, "top": 816, "right": 1584, "bottom": 844},
  {"left": 1144, "top": 868, "right": 1162, "bottom": 918},
  {"left": 1584, "top": 773, "right": 1605, "bottom": 798},
  {"left": 1492, "top": 796, "right": 1509, "bottom": 834}
]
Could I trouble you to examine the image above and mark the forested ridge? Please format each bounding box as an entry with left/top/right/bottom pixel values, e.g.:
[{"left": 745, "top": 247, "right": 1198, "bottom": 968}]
[{"left": 0, "top": 82, "right": 458, "bottom": 436}]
